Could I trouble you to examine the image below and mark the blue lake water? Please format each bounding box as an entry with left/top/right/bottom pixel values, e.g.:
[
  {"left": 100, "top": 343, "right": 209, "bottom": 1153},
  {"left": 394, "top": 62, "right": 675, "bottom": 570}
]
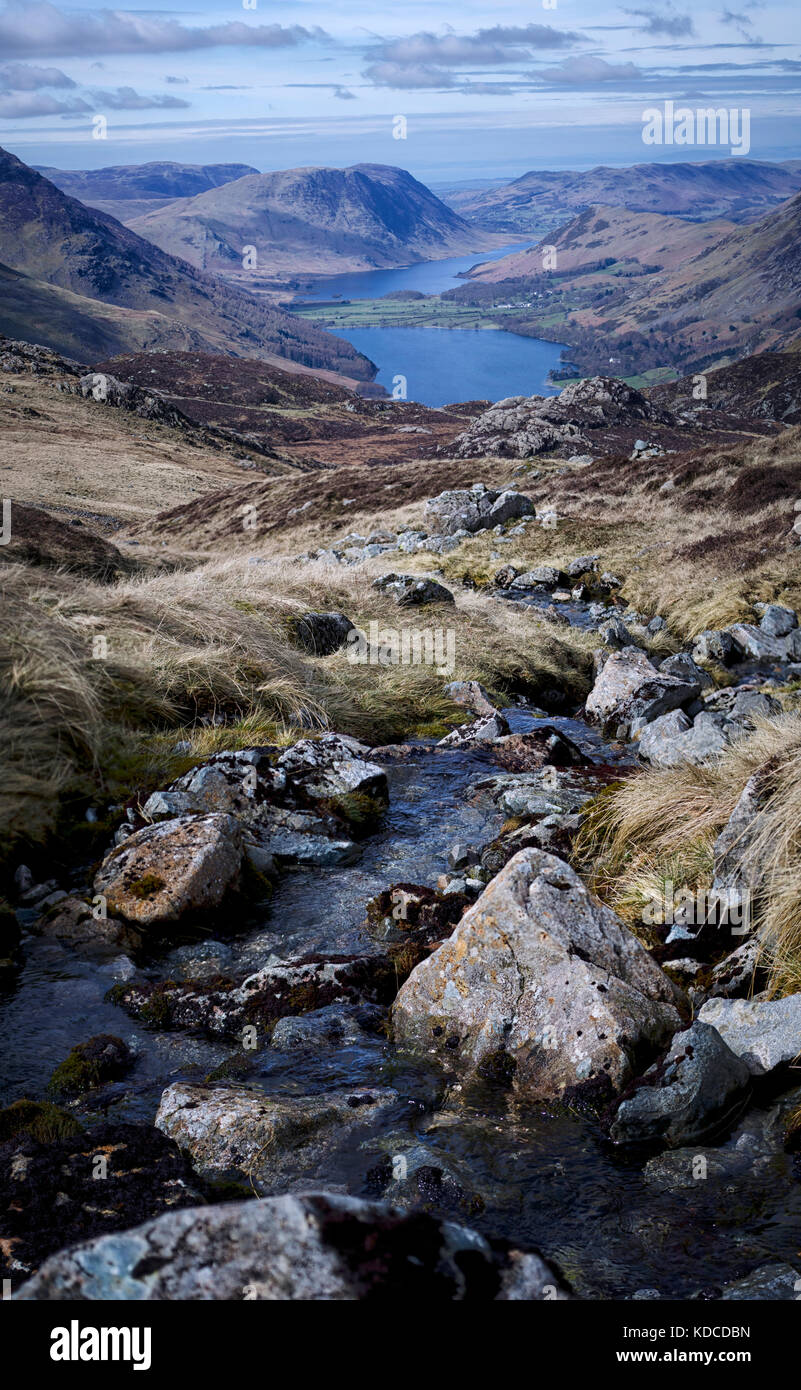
[
  {"left": 336, "top": 325, "right": 566, "bottom": 407},
  {"left": 293, "top": 243, "right": 533, "bottom": 302}
]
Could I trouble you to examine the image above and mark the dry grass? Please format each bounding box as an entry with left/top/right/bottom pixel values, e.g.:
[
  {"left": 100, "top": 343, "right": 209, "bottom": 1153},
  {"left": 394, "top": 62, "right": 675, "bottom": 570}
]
[
  {"left": 577, "top": 715, "right": 801, "bottom": 995},
  {"left": 0, "top": 553, "right": 593, "bottom": 863}
]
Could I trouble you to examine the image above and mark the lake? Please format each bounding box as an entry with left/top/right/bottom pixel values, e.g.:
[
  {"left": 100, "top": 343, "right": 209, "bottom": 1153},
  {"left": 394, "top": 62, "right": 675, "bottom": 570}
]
[
  {"left": 335, "top": 325, "right": 566, "bottom": 408},
  {"left": 293, "top": 243, "right": 533, "bottom": 302}
]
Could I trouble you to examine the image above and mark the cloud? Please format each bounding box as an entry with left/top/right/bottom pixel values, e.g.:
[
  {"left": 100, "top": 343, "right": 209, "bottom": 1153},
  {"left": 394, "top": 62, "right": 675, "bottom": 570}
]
[
  {"left": 624, "top": 7, "right": 696, "bottom": 37},
  {"left": 720, "top": 7, "right": 762, "bottom": 44},
  {"left": 165, "top": 75, "right": 188, "bottom": 85},
  {"left": 0, "top": 60, "right": 75, "bottom": 90},
  {"left": 369, "top": 23, "right": 579, "bottom": 68},
  {"left": 541, "top": 56, "right": 643, "bottom": 84},
  {"left": 0, "top": 89, "right": 89, "bottom": 116},
  {"left": 88, "top": 86, "right": 190, "bottom": 110},
  {"left": 0, "top": 2, "right": 326, "bottom": 58},
  {"left": 362, "top": 61, "right": 457, "bottom": 90},
  {"left": 333, "top": 86, "right": 356, "bottom": 101}
]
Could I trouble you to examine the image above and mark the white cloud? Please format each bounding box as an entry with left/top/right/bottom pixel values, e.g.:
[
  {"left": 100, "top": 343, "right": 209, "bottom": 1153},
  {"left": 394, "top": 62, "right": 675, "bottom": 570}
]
[
  {"left": 0, "top": 60, "right": 75, "bottom": 90},
  {"left": 541, "top": 56, "right": 643, "bottom": 84}
]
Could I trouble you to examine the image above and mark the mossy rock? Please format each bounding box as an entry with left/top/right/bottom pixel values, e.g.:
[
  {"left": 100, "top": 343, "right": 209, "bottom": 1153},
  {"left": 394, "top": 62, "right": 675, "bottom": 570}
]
[
  {"left": 0, "top": 1099, "right": 83, "bottom": 1145},
  {"left": 48, "top": 1034, "right": 134, "bottom": 1098}
]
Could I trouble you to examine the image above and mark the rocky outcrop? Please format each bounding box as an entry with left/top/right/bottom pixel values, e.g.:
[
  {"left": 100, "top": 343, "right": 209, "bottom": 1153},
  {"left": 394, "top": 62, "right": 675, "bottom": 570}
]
[
  {"left": 451, "top": 377, "right": 668, "bottom": 460},
  {"left": 14, "top": 1191, "right": 570, "bottom": 1301},
  {"left": 372, "top": 573, "right": 455, "bottom": 606},
  {"left": 697, "top": 996, "right": 801, "bottom": 1077},
  {"left": 392, "top": 849, "right": 683, "bottom": 1100},
  {"left": 422, "top": 483, "right": 534, "bottom": 535}
]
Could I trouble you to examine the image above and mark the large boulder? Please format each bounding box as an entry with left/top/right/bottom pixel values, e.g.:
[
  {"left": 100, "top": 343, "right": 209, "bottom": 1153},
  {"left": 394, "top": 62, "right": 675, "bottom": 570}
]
[
  {"left": 94, "top": 813, "right": 243, "bottom": 929},
  {"left": 697, "top": 996, "right": 801, "bottom": 1077},
  {"left": 288, "top": 611, "right": 355, "bottom": 655},
  {"left": 14, "top": 1191, "right": 569, "bottom": 1301},
  {"left": 372, "top": 573, "right": 454, "bottom": 606},
  {"left": 275, "top": 733, "right": 388, "bottom": 822},
  {"left": 609, "top": 1022, "right": 751, "bottom": 1147},
  {"left": 451, "top": 377, "right": 664, "bottom": 460},
  {"left": 637, "top": 710, "right": 732, "bottom": 767},
  {"left": 392, "top": 849, "right": 683, "bottom": 1100},
  {"left": 585, "top": 647, "right": 698, "bottom": 736}
]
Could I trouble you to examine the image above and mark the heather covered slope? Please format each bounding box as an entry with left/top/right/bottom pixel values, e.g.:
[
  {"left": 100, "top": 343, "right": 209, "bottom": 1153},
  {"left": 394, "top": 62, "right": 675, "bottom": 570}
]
[
  {"left": 127, "top": 163, "right": 504, "bottom": 282},
  {"left": 0, "top": 148, "right": 375, "bottom": 379}
]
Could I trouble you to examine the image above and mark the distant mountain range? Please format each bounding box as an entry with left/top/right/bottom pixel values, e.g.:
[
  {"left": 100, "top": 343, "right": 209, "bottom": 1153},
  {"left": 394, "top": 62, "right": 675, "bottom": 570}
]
[
  {"left": 0, "top": 147, "right": 374, "bottom": 379},
  {"left": 455, "top": 192, "right": 801, "bottom": 377},
  {"left": 444, "top": 160, "right": 801, "bottom": 233},
  {"left": 124, "top": 163, "right": 504, "bottom": 283},
  {"left": 33, "top": 160, "right": 259, "bottom": 224}
]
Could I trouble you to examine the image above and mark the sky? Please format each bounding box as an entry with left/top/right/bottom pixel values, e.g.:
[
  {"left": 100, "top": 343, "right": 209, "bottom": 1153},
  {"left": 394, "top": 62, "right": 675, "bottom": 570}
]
[{"left": 0, "top": 0, "right": 799, "bottom": 181}]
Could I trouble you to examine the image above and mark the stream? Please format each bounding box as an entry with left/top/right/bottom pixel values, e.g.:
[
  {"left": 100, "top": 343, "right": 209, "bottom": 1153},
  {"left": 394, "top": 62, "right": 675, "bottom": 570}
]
[{"left": 3, "top": 597, "right": 801, "bottom": 1300}]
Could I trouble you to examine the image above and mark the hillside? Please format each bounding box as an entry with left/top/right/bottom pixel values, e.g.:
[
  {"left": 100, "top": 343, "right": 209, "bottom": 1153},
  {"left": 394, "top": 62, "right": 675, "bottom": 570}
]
[
  {"left": 450, "top": 196, "right": 801, "bottom": 378},
  {"left": 447, "top": 159, "right": 801, "bottom": 234},
  {"left": 0, "top": 147, "right": 375, "bottom": 379},
  {"left": 127, "top": 163, "right": 504, "bottom": 284},
  {"left": 34, "top": 160, "right": 259, "bottom": 224}
]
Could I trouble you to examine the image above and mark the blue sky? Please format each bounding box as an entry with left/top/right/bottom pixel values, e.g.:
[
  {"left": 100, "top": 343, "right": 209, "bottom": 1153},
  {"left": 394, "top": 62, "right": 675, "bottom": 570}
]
[{"left": 1, "top": 0, "right": 799, "bottom": 179}]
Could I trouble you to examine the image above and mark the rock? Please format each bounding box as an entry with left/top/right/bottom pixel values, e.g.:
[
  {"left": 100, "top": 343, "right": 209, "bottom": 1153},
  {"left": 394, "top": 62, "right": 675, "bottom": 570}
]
[
  {"left": 637, "top": 710, "right": 731, "bottom": 767},
  {"left": 14, "top": 1191, "right": 569, "bottom": 1301},
  {"left": 142, "top": 747, "right": 284, "bottom": 821},
  {"left": 372, "top": 573, "right": 454, "bottom": 606},
  {"left": 48, "top": 1035, "right": 133, "bottom": 1097},
  {"left": 288, "top": 612, "right": 355, "bottom": 655},
  {"left": 721, "top": 1263, "right": 800, "bottom": 1300},
  {"left": 443, "top": 680, "right": 499, "bottom": 718},
  {"left": 275, "top": 734, "right": 388, "bottom": 823},
  {"left": 510, "top": 565, "right": 564, "bottom": 590},
  {"left": 695, "top": 934, "right": 765, "bottom": 1003},
  {"left": 364, "top": 883, "right": 470, "bottom": 949},
  {"left": 94, "top": 814, "right": 243, "bottom": 929},
  {"left": 270, "top": 1003, "right": 383, "bottom": 1052},
  {"left": 659, "top": 652, "right": 713, "bottom": 689},
  {"left": 567, "top": 555, "right": 599, "bottom": 578},
  {"left": 451, "top": 377, "right": 664, "bottom": 460},
  {"left": 392, "top": 849, "right": 682, "bottom": 1100},
  {"left": 1, "top": 1122, "right": 202, "bottom": 1293},
  {"left": 423, "top": 485, "right": 534, "bottom": 536},
  {"left": 728, "top": 622, "right": 794, "bottom": 662},
  {"left": 712, "top": 774, "right": 767, "bottom": 915},
  {"left": 598, "top": 617, "right": 636, "bottom": 650},
  {"left": 155, "top": 1082, "right": 398, "bottom": 1187},
  {"left": 730, "top": 689, "right": 782, "bottom": 723},
  {"left": 697, "top": 996, "right": 801, "bottom": 1077},
  {"left": 609, "top": 1022, "right": 751, "bottom": 1148},
  {"left": 585, "top": 647, "right": 698, "bottom": 735},
  {"left": 437, "top": 712, "right": 510, "bottom": 747},
  {"left": 31, "top": 894, "right": 141, "bottom": 952},
  {"left": 475, "top": 770, "right": 592, "bottom": 819},
  {"left": 493, "top": 564, "right": 519, "bottom": 588},
  {"left": 758, "top": 604, "right": 797, "bottom": 638},
  {"left": 691, "top": 629, "right": 742, "bottom": 667}
]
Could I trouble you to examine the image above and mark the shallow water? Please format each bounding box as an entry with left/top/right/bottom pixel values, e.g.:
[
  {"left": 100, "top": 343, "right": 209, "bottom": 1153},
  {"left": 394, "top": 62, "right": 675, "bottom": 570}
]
[{"left": 3, "top": 704, "right": 800, "bottom": 1298}]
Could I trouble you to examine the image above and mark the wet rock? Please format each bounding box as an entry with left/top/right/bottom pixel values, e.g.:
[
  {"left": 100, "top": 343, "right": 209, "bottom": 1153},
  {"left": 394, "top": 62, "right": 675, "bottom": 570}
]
[
  {"left": 372, "top": 573, "right": 454, "bottom": 606},
  {"left": 721, "top": 1263, "right": 800, "bottom": 1300},
  {"left": 244, "top": 806, "right": 358, "bottom": 867},
  {"left": 510, "top": 565, "right": 565, "bottom": 590},
  {"left": 474, "top": 770, "right": 592, "bottom": 819},
  {"left": 31, "top": 894, "right": 142, "bottom": 952},
  {"left": 697, "top": 996, "right": 801, "bottom": 1077},
  {"left": 155, "top": 1081, "right": 398, "bottom": 1188},
  {"left": 609, "top": 1022, "right": 751, "bottom": 1148},
  {"left": 14, "top": 1190, "right": 569, "bottom": 1301},
  {"left": 270, "top": 1003, "right": 384, "bottom": 1052},
  {"left": 585, "top": 647, "right": 698, "bottom": 736},
  {"left": 288, "top": 611, "right": 355, "bottom": 655},
  {"left": 48, "top": 1034, "right": 133, "bottom": 1097},
  {"left": 94, "top": 813, "right": 243, "bottom": 930},
  {"left": 113, "top": 954, "right": 404, "bottom": 1039},
  {"left": 0, "top": 1122, "right": 202, "bottom": 1293},
  {"left": 366, "top": 1139, "right": 485, "bottom": 1220},
  {"left": 364, "top": 883, "right": 469, "bottom": 948},
  {"left": 392, "top": 849, "right": 682, "bottom": 1100}
]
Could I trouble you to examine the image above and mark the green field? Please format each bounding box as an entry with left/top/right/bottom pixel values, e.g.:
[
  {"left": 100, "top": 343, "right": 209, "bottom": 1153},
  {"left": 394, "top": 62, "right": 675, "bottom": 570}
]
[{"left": 290, "top": 297, "right": 523, "bottom": 331}]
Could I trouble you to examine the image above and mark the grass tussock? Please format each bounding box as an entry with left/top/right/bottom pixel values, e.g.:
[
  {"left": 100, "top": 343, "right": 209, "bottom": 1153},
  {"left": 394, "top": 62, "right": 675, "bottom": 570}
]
[
  {"left": 0, "top": 554, "right": 593, "bottom": 865},
  {"left": 577, "top": 714, "right": 801, "bottom": 995}
]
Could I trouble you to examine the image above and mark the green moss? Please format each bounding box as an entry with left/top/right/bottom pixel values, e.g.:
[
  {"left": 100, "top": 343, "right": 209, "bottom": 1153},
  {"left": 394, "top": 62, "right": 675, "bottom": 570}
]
[
  {"left": 0, "top": 1098, "right": 83, "bottom": 1144},
  {"left": 47, "top": 1035, "right": 132, "bottom": 1097},
  {"left": 126, "top": 872, "right": 165, "bottom": 900}
]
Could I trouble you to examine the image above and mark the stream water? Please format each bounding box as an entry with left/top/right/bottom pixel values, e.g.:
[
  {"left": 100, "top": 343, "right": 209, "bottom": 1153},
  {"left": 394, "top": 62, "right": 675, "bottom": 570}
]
[{"left": 3, "top": 678, "right": 801, "bottom": 1298}]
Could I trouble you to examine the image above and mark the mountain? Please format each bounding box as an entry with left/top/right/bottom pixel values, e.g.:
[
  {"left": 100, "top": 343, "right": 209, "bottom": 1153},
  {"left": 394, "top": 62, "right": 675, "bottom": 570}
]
[
  {"left": 0, "top": 147, "right": 375, "bottom": 378},
  {"left": 126, "top": 163, "right": 505, "bottom": 283},
  {"left": 446, "top": 160, "right": 801, "bottom": 234},
  {"left": 33, "top": 160, "right": 259, "bottom": 224},
  {"left": 451, "top": 195, "right": 801, "bottom": 378}
]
